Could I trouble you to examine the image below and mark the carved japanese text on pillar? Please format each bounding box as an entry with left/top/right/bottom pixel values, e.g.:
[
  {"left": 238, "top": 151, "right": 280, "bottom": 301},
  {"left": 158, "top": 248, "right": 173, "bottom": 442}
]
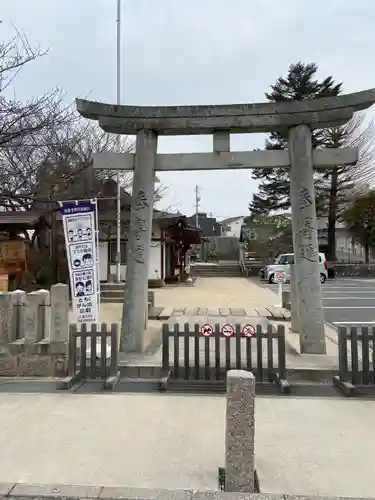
[
  {"left": 134, "top": 190, "right": 149, "bottom": 211},
  {"left": 129, "top": 227, "right": 146, "bottom": 264},
  {"left": 297, "top": 216, "right": 318, "bottom": 263},
  {"left": 134, "top": 216, "right": 147, "bottom": 232},
  {"left": 299, "top": 187, "right": 313, "bottom": 210}
]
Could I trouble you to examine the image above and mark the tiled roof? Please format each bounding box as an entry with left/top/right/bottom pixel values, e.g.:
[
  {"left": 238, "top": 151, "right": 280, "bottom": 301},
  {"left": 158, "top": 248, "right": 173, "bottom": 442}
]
[{"left": 0, "top": 211, "right": 43, "bottom": 228}]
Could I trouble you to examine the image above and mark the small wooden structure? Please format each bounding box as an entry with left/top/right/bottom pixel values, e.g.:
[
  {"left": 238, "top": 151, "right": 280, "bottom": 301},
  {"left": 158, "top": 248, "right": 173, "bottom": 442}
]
[
  {"left": 160, "top": 216, "right": 201, "bottom": 283},
  {"left": 0, "top": 211, "right": 48, "bottom": 290}
]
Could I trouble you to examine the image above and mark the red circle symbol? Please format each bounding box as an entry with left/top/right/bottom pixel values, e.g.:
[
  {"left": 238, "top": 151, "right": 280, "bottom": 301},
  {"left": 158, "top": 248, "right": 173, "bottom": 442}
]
[
  {"left": 200, "top": 324, "right": 213, "bottom": 337},
  {"left": 242, "top": 324, "right": 255, "bottom": 337},
  {"left": 221, "top": 324, "right": 234, "bottom": 337},
  {"left": 276, "top": 271, "right": 285, "bottom": 282}
]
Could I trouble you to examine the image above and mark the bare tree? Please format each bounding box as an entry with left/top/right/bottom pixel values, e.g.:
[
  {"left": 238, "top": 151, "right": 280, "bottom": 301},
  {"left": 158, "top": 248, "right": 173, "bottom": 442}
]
[
  {"left": 0, "top": 22, "right": 168, "bottom": 212},
  {"left": 0, "top": 119, "right": 135, "bottom": 210},
  {"left": 0, "top": 22, "right": 76, "bottom": 150},
  {"left": 316, "top": 112, "right": 375, "bottom": 260}
]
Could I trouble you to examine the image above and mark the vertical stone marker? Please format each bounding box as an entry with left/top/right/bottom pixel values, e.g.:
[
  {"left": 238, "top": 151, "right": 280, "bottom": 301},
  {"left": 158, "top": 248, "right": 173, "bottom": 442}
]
[
  {"left": 225, "top": 369, "right": 255, "bottom": 493},
  {"left": 289, "top": 124, "right": 326, "bottom": 355},
  {"left": 50, "top": 283, "right": 69, "bottom": 342},
  {"left": 121, "top": 129, "right": 158, "bottom": 352},
  {"left": 25, "top": 290, "right": 49, "bottom": 342}
]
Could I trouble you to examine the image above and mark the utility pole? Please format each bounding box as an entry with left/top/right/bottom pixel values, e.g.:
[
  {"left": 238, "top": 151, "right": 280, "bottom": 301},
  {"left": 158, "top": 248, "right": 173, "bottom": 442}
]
[
  {"left": 195, "top": 185, "right": 201, "bottom": 228},
  {"left": 115, "top": 0, "right": 122, "bottom": 282}
]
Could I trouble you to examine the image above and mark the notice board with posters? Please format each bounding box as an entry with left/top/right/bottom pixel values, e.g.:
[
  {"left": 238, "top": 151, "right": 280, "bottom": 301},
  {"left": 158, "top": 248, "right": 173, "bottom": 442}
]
[{"left": 0, "top": 240, "right": 27, "bottom": 274}]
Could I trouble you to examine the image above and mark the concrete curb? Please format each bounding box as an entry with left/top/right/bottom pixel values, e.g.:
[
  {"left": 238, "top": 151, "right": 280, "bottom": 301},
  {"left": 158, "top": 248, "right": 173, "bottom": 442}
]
[{"left": 1, "top": 481, "right": 372, "bottom": 500}]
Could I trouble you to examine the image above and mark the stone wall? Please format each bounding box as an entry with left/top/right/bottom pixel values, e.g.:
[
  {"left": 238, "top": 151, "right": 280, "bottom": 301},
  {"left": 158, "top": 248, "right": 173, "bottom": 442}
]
[
  {"left": 0, "top": 283, "right": 69, "bottom": 377},
  {"left": 332, "top": 264, "right": 375, "bottom": 277},
  {"left": 202, "top": 237, "right": 240, "bottom": 261}
]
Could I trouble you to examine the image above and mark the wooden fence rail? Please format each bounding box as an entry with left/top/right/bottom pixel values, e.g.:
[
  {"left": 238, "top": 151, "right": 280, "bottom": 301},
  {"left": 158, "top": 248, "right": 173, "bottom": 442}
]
[
  {"left": 333, "top": 325, "right": 375, "bottom": 396},
  {"left": 58, "top": 323, "right": 120, "bottom": 391},
  {"left": 160, "top": 323, "right": 289, "bottom": 393}
]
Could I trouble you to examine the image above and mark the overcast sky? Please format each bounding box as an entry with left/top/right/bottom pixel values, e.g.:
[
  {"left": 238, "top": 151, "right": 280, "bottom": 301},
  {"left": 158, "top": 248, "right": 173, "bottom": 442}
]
[{"left": 2, "top": 0, "right": 375, "bottom": 220}]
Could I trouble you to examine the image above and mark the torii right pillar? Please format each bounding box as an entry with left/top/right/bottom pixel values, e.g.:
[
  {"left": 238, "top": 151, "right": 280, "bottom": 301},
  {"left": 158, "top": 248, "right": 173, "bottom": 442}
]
[{"left": 289, "top": 124, "right": 326, "bottom": 354}]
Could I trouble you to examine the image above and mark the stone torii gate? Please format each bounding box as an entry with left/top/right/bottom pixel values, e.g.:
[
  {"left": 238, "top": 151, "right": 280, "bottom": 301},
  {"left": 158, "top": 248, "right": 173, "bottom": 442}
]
[{"left": 76, "top": 89, "right": 375, "bottom": 355}]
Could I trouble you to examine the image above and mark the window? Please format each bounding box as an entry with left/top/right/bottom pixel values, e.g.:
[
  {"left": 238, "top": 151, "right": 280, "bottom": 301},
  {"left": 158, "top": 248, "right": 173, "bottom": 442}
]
[
  {"left": 285, "top": 255, "right": 294, "bottom": 265},
  {"left": 109, "top": 241, "right": 127, "bottom": 264}
]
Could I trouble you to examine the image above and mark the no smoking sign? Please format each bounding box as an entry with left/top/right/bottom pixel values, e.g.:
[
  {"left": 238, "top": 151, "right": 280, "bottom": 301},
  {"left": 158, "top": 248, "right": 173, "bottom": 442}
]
[{"left": 221, "top": 324, "right": 234, "bottom": 337}]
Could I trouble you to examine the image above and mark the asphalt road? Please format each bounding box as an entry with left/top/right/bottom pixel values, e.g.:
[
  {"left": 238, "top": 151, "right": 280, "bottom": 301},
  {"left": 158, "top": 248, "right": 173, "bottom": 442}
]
[{"left": 261, "top": 278, "right": 375, "bottom": 325}]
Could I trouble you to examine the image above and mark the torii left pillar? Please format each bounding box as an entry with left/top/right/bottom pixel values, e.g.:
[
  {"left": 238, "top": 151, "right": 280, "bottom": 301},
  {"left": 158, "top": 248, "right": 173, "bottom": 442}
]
[
  {"left": 289, "top": 124, "right": 326, "bottom": 354},
  {"left": 120, "top": 129, "right": 157, "bottom": 352}
]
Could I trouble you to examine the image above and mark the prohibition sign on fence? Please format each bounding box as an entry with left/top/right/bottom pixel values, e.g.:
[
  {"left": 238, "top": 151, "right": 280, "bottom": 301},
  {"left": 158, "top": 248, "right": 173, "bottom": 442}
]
[
  {"left": 275, "top": 271, "right": 285, "bottom": 283},
  {"left": 200, "top": 324, "right": 213, "bottom": 337},
  {"left": 242, "top": 324, "right": 255, "bottom": 337},
  {"left": 221, "top": 324, "right": 235, "bottom": 337}
]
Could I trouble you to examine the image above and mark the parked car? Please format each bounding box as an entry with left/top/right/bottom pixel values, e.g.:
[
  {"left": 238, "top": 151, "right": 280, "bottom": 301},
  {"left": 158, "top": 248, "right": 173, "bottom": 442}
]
[{"left": 261, "top": 253, "right": 328, "bottom": 284}]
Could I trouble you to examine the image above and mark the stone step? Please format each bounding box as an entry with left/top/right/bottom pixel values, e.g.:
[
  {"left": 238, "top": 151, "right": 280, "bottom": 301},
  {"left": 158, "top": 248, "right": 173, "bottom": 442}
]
[
  {"left": 190, "top": 269, "right": 241, "bottom": 274},
  {"left": 190, "top": 272, "right": 242, "bottom": 277},
  {"left": 191, "top": 269, "right": 242, "bottom": 273},
  {"left": 100, "top": 296, "right": 123, "bottom": 303},
  {"left": 191, "top": 268, "right": 242, "bottom": 272},
  {"left": 100, "top": 283, "right": 125, "bottom": 290},
  {"left": 101, "top": 290, "right": 124, "bottom": 298},
  {"left": 191, "top": 266, "right": 242, "bottom": 270},
  {"left": 191, "top": 265, "right": 241, "bottom": 270}
]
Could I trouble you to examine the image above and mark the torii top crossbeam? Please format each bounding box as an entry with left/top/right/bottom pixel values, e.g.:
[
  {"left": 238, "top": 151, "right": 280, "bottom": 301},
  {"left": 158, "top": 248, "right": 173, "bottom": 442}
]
[{"left": 76, "top": 88, "right": 375, "bottom": 135}]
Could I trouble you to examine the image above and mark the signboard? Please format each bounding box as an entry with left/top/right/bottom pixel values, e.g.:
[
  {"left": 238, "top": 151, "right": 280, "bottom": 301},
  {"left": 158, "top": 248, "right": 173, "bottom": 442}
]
[
  {"left": 275, "top": 271, "right": 286, "bottom": 283},
  {"left": 221, "top": 324, "right": 234, "bottom": 337},
  {"left": 60, "top": 201, "right": 99, "bottom": 326},
  {"left": 275, "top": 271, "right": 285, "bottom": 308},
  {"left": 242, "top": 324, "right": 255, "bottom": 337},
  {"left": 200, "top": 324, "right": 213, "bottom": 337},
  {"left": 0, "top": 274, "right": 8, "bottom": 292},
  {"left": 0, "top": 240, "right": 26, "bottom": 274}
]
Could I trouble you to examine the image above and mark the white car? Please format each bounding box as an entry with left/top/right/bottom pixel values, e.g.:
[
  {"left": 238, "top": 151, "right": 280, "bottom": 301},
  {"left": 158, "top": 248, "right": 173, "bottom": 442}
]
[{"left": 262, "top": 252, "right": 328, "bottom": 284}]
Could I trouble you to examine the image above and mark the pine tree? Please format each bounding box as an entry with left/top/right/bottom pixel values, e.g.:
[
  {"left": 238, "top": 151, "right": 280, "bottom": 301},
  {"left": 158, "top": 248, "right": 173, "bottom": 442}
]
[
  {"left": 343, "top": 190, "right": 375, "bottom": 263},
  {"left": 249, "top": 62, "right": 342, "bottom": 216}
]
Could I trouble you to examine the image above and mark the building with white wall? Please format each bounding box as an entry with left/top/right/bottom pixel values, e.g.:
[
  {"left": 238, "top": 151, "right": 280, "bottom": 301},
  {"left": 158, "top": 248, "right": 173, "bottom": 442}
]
[
  {"left": 220, "top": 216, "right": 246, "bottom": 238},
  {"left": 99, "top": 219, "right": 165, "bottom": 282},
  {"left": 316, "top": 217, "right": 366, "bottom": 262},
  {"left": 98, "top": 212, "right": 200, "bottom": 284}
]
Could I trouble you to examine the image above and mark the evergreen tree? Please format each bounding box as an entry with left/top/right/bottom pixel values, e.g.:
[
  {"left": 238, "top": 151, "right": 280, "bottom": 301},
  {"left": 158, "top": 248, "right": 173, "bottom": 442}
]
[
  {"left": 249, "top": 62, "right": 342, "bottom": 216},
  {"left": 343, "top": 190, "right": 375, "bottom": 263}
]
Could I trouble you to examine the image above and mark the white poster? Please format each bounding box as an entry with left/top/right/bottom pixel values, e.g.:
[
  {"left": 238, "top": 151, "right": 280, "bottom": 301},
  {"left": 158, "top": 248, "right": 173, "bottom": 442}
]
[{"left": 60, "top": 201, "right": 99, "bottom": 326}]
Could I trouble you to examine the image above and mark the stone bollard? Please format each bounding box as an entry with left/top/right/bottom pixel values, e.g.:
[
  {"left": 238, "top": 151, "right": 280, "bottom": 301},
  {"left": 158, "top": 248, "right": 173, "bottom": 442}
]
[
  {"left": 225, "top": 369, "right": 255, "bottom": 493},
  {"left": 282, "top": 289, "right": 290, "bottom": 309},
  {"left": 25, "top": 290, "right": 50, "bottom": 342},
  {"left": 50, "top": 283, "right": 69, "bottom": 342},
  {"left": 290, "top": 265, "right": 300, "bottom": 333}
]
